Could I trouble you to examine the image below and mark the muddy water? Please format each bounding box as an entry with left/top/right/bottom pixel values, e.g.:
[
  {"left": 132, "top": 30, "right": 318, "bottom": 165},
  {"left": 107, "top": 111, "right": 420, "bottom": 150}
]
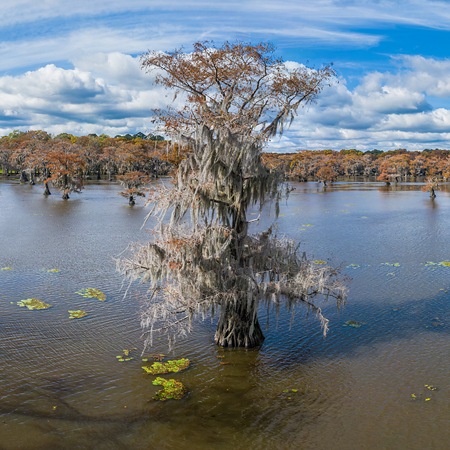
[{"left": 0, "top": 180, "right": 448, "bottom": 450}]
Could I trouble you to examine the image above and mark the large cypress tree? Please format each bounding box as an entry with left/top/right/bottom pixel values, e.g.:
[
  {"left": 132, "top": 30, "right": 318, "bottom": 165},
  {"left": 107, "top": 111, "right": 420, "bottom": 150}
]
[{"left": 118, "top": 42, "right": 346, "bottom": 348}]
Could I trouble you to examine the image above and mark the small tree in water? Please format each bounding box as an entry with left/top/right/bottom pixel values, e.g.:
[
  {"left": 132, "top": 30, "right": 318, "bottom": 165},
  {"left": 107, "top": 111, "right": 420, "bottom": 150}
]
[{"left": 118, "top": 41, "right": 346, "bottom": 348}]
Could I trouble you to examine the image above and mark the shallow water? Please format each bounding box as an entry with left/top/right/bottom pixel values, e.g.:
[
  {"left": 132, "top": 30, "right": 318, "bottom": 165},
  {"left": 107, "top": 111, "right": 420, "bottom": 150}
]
[{"left": 0, "top": 180, "right": 448, "bottom": 450}]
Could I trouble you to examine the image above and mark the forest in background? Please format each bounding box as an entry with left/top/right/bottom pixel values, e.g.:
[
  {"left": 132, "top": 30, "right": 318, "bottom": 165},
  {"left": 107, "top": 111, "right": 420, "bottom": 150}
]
[{"left": 2, "top": 129, "right": 450, "bottom": 188}]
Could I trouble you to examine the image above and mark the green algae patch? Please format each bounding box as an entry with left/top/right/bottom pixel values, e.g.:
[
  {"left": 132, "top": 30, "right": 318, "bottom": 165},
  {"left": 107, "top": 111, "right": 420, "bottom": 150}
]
[
  {"left": 381, "top": 262, "right": 400, "bottom": 267},
  {"left": 116, "top": 348, "right": 137, "bottom": 362},
  {"left": 343, "top": 320, "right": 363, "bottom": 328},
  {"left": 17, "top": 298, "right": 52, "bottom": 310},
  {"left": 47, "top": 268, "right": 60, "bottom": 273},
  {"left": 142, "top": 358, "right": 190, "bottom": 375},
  {"left": 1, "top": 267, "right": 13, "bottom": 271},
  {"left": 152, "top": 377, "right": 187, "bottom": 401},
  {"left": 313, "top": 260, "right": 327, "bottom": 265},
  {"left": 439, "top": 261, "right": 450, "bottom": 267},
  {"left": 68, "top": 310, "right": 88, "bottom": 319},
  {"left": 76, "top": 288, "right": 106, "bottom": 301},
  {"left": 346, "top": 264, "right": 361, "bottom": 269}
]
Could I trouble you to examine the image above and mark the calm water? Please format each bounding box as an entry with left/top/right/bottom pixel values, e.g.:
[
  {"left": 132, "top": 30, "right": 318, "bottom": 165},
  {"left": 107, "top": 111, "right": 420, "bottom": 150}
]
[{"left": 0, "top": 180, "right": 448, "bottom": 450}]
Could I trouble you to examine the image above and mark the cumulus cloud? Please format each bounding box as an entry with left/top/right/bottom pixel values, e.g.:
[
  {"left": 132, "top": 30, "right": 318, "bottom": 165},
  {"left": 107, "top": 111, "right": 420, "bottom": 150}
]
[{"left": 2, "top": 44, "right": 450, "bottom": 150}]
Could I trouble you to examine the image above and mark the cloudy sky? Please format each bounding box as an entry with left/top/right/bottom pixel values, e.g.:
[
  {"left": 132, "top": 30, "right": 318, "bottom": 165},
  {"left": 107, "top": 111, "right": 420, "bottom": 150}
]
[{"left": 2, "top": 0, "right": 450, "bottom": 151}]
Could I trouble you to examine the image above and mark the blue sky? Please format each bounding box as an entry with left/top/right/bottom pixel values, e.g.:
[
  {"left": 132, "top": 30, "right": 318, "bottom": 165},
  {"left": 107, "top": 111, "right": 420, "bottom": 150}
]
[{"left": 2, "top": 0, "right": 450, "bottom": 151}]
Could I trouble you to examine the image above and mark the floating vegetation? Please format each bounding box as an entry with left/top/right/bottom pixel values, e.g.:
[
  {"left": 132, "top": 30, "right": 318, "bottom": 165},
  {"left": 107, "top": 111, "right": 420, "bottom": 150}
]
[
  {"left": 142, "top": 353, "right": 165, "bottom": 362},
  {"left": 17, "top": 298, "right": 52, "bottom": 310},
  {"left": 381, "top": 262, "right": 400, "bottom": 267},
  {"left": 346, "top": 264, "right": 361, "bottom": 269},
  {"left": 424, "top": 261, "right": 450, "bottom": 268},
  {"left": 427, "top": 317, "right": 444, "bottom": 328},
  {"left": 313, "top": 260, "right": 327, "bottom": 265},
  {"left": 76, "top": 288, "right": 106, "bottom": 301},
  {"left": 424, "top": 261, "right": 438, "bottom": 266},
  {"left": 411, "top": 385, "right": 438, "bottom": 402},
  {"left": 302, "top": 224, "right": 314, "bottom": 227},
  {"left": 68, "top": 310, "right": 88, "bottom": 319},
  {"left": 282, "top": 388, "right": 299, "bottom": 393},
  {"left": 343, "top": 320, "right": 363, "bottom": 328},
  {"left": 142, "top": 358, "right": 190, "bottom": 375},
  {"left": 116, "top": 348, "right": 137, "bottom": 362},
  {"left": 1, "top": 267, "right": 12, "bottom": 271},
  {"left": 47, "top": 268, "right": 60, "bottom": 273},
  {"left": 152, "top": 377, "right": 187, "bottom": 401}
]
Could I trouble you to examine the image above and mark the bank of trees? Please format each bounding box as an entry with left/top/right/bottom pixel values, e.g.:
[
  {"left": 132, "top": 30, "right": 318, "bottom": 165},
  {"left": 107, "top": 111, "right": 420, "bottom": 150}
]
[
  {"left": 283, "top": 148, "right": 450, "bottom": 184},
  {"left": 0, "top": 130, "right": 173, "bottom": 199}
]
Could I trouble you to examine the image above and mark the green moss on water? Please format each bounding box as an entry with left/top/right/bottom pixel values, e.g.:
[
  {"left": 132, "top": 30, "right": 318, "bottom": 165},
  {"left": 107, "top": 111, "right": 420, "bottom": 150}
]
[
  {"left": 47, "top": 268, "right": 60, "bottom": 273},
  {"left": 17, "top": 298, "right": 52, "bottom": 310},
  {"left": 152, "top": 377, "right": 187, "bottom": 401},
  {"left": 439, "top": 261, "right": 450, "bottom": 267},
  {"left": 76, "top": 288, "right": 106, "bottom": 301},
  {"left": 142, "top": 358, "right": 190, "bottom": 375},
  {"left": 1, "top": 267, "right": 13, "bottom": 271},
  {"left": 68, "top": 310, "right": 88, "bottom": 319},
  {"left": 313, "top": 260, "right": 327, "bottom": 265}
]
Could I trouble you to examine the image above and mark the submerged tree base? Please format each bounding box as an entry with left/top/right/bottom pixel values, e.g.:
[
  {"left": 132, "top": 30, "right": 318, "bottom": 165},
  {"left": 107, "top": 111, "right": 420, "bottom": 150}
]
[{"left": 214, "top": 308, "right": 265, "bottom": 348}]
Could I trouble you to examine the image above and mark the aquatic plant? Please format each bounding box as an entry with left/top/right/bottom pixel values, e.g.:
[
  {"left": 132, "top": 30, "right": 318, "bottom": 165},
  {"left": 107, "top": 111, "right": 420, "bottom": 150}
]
[
  {"left": 381, "top": 262, "right": 400, "bottom": 267},
  {"left": 152, "top": 377, "right": 187, "bottom": 401},
  {"left": 116, "top": 348, "right": 138, "bottom": 362},
  {"left": 1, "top": 267, "right": 13, "bottom": 271},
  {"left": 47, "top": 268, "right": 60, "bottom": 273},
  {"left": 343, "top": 320, "right": 363, "bottom": 328},
  {"left": 313, "top": 260, "right": 327, "bottom": 265},
  {"left": 76, "top": 288, "right": 106, "bottom": 301},
  {"left": 142, "top": 358, "right": 190, "bottom": 375},
  {"left": 68, "top": 310, "right": 88, "bottom": 319},
  {"left": 17, "top": 298, "right": 52, "bottom": 310}
]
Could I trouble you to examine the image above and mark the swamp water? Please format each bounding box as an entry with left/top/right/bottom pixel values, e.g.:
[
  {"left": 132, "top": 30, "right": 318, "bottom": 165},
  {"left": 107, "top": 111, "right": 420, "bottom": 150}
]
[{"left": 0, "top": 180, "right": 448, "bottom": 450}]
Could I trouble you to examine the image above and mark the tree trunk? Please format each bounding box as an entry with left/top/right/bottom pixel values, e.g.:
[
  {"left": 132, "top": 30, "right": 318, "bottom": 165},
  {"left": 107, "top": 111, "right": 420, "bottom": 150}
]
[
  {"left": 214, "top": 300, "right": 265, "bottom": 348},
  {"left": 43, "top": 181, "right": 51, "bottom": 196},
  {"left": 19, "top": 171, "right": 28, "bottom": 183},
  {"left": 62, "top": 188, "right": 70, "bottom": 199}
]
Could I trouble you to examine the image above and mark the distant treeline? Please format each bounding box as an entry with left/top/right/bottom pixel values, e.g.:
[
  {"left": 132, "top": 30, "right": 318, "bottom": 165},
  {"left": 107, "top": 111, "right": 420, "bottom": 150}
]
[
  {"left": 2, "top": 130, "right": 450, "bottom": 186},
  {"left": 263, "top": 148, "right": 450, "bottom": 183},
  {"left": 0, "top": 130, "right": 184, "bottom": 181}
]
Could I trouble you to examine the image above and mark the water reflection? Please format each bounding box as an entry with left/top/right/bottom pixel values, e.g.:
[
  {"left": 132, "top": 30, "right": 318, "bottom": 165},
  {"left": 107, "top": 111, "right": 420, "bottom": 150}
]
[{"left": 0, "top": 179, "right": 448, "bottom": 450}]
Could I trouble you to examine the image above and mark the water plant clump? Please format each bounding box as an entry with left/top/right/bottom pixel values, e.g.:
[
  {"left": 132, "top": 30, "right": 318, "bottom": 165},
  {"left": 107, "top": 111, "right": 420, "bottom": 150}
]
[
  {"left": 152, "top": 377, "right": 187, "bottom": 401},
  {"left": 17, "top": 298, "right": 52, "bottom": 310},
  {"left": 76, "top": 288, "right": 106, "bottom": 301},
  {"left": 142, "top": 358, "right": 190, "bottom": 375},
  {"left": 116, "top": 348, "right": 137, "bottom": 362},
  {"left": 1, "top": 267, "right": 13, "bottom": 271},
  {"left": 343, "top": 320, "right": 363, "bottom": 328},
  {"left": 47, "top": 268, "right": 60, "bottom": 273},
  {"left": 68, "top": 310, "right": 88, "bottom": 319}
]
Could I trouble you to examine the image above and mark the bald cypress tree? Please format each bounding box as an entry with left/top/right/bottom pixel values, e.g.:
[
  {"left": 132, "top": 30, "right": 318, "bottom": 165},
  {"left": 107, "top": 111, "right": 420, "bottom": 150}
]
[{"left": 118, "top": 42, "right": 346, "bottom": 348}]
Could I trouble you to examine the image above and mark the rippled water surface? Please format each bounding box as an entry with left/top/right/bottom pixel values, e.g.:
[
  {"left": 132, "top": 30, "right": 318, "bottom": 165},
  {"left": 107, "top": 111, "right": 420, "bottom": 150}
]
[{"left": 0, "top": 180, "right": 448, "bottom": 450}]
